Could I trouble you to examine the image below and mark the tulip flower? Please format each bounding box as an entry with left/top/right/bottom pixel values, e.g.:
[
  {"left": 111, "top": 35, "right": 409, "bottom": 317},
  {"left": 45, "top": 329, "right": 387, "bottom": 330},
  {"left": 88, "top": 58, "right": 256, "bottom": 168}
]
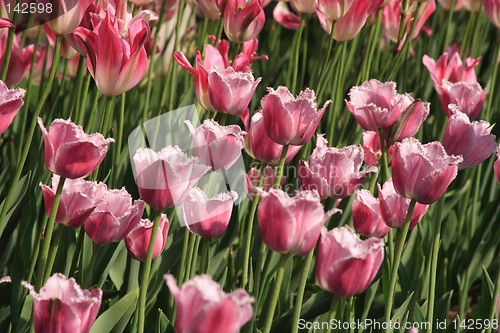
[
  {"left": 165, "top": 274, "right": 254, "bottom": 333},
  {"left": 36, "top": 0, "right": 94, "bottom": 35},
  {"left": 438, "top": 0, "right": 464, "bottom": 11},
  {"left": 74, "top": 11, "right": 150, "bottom": 96},
  {"left": 362, "top": 131, "right": 383, "bottom": 167},
  {"left": 125, "top": 214, "right": 170, "bottom": 262},
  {"left": 133, "top": 146, "right": 210, "bottom": 210},
  {"left": 182, "top": 187, "right": 237, "bottom": 238},
  {"left": 0, "top": 33, "right": 34, "bottom": 87},
  {"left": 40, "top": 175, "right": 99, "bottom": 228},
  {"left": 0, "top": 276, "right": 11, "bottom": 284},
  {"left": 22, "top": 273, "right": 102, "bottom": 333},
  {"left": 315, "top": 226, "right": 384, "bottom": 298},
  {"left": 223, "top": 0, "right": 265, "bottom": 43},
  {"left": 261, "top": 86, "right": 330, "bottom": 146},
  {"left": 377, "top": 179, "right": 428, "bottom": 229},
  {"left": 257, "top": 188, "right": 340, "bottom": 256},
  {"left": 391, "top": 137, "right": 463, "bottom": 204},
  {"left": 462, "top": 0, "right": 481, "bottom": 12},
  {"left": 84, "top": 185, "right": 145, "bottom": 243},
  {"left": 194, "top": 0, "right": 222, "bottom": 19},
  {"left": 298, "top": 135, "right": 377, "bottom": 200},
  {"left": 273, "top": 2, "right": 301, "bottom": 30},
  {"left": 485, "top": 0, "right": 500, "bottom": 28},
  {"left": 245, "top": 166, "right": 285, "bottom": 199},
  {"left": 494, "top": 145, "right": 500, "bottom": 184},
  {"left": 0, "top": 81, "right": 24, "bottom": 135},
  {"left": 438, "top": 81, "right": 486, "bottom": 120},
  {"left": 352, "top": 190, "right": 390, "bottom": 238},
  {"left": 290, "top": 0, "right": 316, "bottom": 14},
  {"left": 38, "top": 118, "right": 114, "bottom": 179}
]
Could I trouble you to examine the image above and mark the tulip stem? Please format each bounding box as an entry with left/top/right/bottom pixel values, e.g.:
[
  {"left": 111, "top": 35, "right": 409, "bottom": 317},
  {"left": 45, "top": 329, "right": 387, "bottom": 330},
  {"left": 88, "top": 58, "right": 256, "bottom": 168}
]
[
  {"left": 291, "top": 250, "right": 315, "bottom": 333},
  {"left": 383, "top": 198, "right": 416, "bottom": 332},
  {"left": 378, "top": 130, "right": 390, "bottom": 181},
  {"left": 43, "top": 225, "right": 64, "bottom": 283},
  {"left": 426, "top": 195, "right": 445, "bottom": 333},
  {"left": 138, "top": 211, "right": 162, "bottom": 333},
  {"left": 37, "top": 176, "right": 66, "bottom": 289},
  {"left": 290, "top": 18, "right": 305, "bottom": 94},
  {"left": 84, "top": 243, "right": 101, "bottom": 288},
  {"left": 112, "top": 93, "right": 126, "bottom": 186},
  {"left": 485, "top": 268, "right": 500, "bottom": 333},
  {"left": 0, "top": 22, "right": 16, "bottom": 81},
  {"left": 199, "top": 237, "right": 210, "bottom": 274},
  {"left": 325, "top": 295, "right": 339, "bottom": 333},
  {"left": 261, "top": 254, "right": 290, "bottom": 333},
  {"left": 485, "top": 36, "right": 500, "bottom": 122},
  {"left": 274, "top": 145, "right": 288, "bottom": 188}
]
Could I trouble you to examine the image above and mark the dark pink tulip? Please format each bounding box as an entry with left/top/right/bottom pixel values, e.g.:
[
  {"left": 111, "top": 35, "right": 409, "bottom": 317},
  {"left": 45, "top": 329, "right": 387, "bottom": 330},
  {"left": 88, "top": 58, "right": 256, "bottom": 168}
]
[
  {"left": 442, "top": 106, "right": 497, "bottom": 169},
  {"left": 274, "top": 2, "right": 301, "bottom": 30},
  {"left": 290, "top": 0, "right": 316, "bottom": 14},
  {"left": 208, "top": 67, "right": 261, "bottom": 116},
  {"left": 485, "top": 0, "right": 500, "bottom": 28},
  {"left": 352, "top": 190, "right": 390, "bottom": 238},
  {"left": 438, "top": 81, "right": 486, "bottom": 120},
  {"left": 74, "top": 11, "right": 150, "bottom": 96},
  {"left": 40, "top": 175, "right": 99, "bottom": 228},
  {"left": 377, "top": 179, "right": 428, "bottom": 229},
  {"left": 186, "top": 119, "right": 246, "bottom": 170},
  {"left": 84, "top": 185, "right": 145, "bottom": 243},
  {"left": 298, "top": 135, "right": 377, "bottom": 199},
  {"left": 245, "top": 166, "right": 285, "bottom": 199},
  {"left": 38, "top": 118, "right": 114, "bottom": 179},
  {"left": 125, "top": 214, "right": 169, "bottom": 262},
  {"left": 36, "top": 0, "right": 94, "bottom": 35},
  {"left": 244, "top": 110, "right": 302, "bottom": 165},
  {"left": 223, "top": 0, "right": 265, "bottom": 43},
  {"left": 165, "top": 274, "right": 254, "bottom": 333},
  {"left": 257, "top": 188, "right": 340, "bottom": 255},
  {"left": 23, "top": 273, "right": 102, "bottom": 333},
  {"left": 0, "top": 18, "right": 14, "bottom": 29},
  {"left": 392, "top": 137, "right": 463, "bottom": 204},
  {"left": 182, "top": 187, "right": 237, "bottom": 238},
  {"left": 316, "top": 226, "right": 384, "bottom": 298},
  {"left": 133, "top": 147, "right": 210, "bottom": 210},
  {"left": 0, "top": 81, "right": 24, "bottom": 135},
  {"left": 262, "top": 86, "right": 330, "bottom": 146},
  {"left": 494, "top": 145, "right": 500, "bottom": 184}
]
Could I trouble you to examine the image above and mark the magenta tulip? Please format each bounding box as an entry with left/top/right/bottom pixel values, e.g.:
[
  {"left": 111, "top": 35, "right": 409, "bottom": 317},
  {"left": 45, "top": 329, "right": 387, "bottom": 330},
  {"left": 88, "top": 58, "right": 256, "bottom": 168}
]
[
  {"left": 316, "top": 226, "right": 384, "bottom": 298},
  {"left": 23, "top": 273, "right": 102, "bottom": 333},
  {"left": 391, "top": 137, "right": 463, "bottom": 204},
  {"left": 164, "top": 274, "right": 254, "bottom": 333},
  {"left": 0, "top": 80, "right": 24, "bottom": 135},
  {"left": 352, "top": 190, "right": 390, "bottom": 238},
  {"left": 438, "top": 81, "right": 486, "bottom": 120},
  {"left": 257, "top": 188, "right": 340, "bottom": 255},
  {"left": 133, "top": 147, "right": 210, "bottom": 210},
  {"left": 38, "top": 118, "right": 114, "bottom": 179},
  {"left": 125, "top": 214, "right": 170, "bottom": 262},
  {"left": 182, "top": 188, "right": 237, "bottom": 238},
  {"left": 485, "top": 0, "right": 500, "bottom": 28},
  {"left": 298, "top": 135, "right": 377, "bottom": 199},
  {"left": 378, "top": 179, "right": 428, "bottom": 229},
  {"left": 223, "top": 0, "right": 265, "bottom": 43}
]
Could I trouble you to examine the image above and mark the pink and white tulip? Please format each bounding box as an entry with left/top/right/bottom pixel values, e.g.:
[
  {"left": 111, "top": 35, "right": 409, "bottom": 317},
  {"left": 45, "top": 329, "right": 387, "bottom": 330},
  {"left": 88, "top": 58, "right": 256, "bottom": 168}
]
[
  {"left": 125, "top": 214, "right": 170, "bottom": 262},
  {"left": 0, "top": 80, "right": 24, "bottom": 135}
]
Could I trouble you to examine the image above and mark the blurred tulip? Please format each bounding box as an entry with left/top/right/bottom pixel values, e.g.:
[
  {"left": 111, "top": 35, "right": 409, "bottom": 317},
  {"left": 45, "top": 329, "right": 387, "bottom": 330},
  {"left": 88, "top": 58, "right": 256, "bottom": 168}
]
[
  {"left": 223, "top": 0, "right": 265, "bottom": 43},
  {"left": 44, "top": 26, "right": 79, "bottom": 59},
  {"left": 38, "top": 118, "right": 114, "bottom": 179},
  {"left": 485, "top": 0, "right": 500, "bottom": 28},
  {"left": 438, "top": 0, "right": 464, "bottom": 11},
  {"left": 462, "top": 0, "right": 480, "bottom": 11},
  {"left": 232, "top": 38, "right": 268, "bottom": 72},
  {"left": 290, "top": 0, "right": 316, "bottom": 14},
  {"left": 245, "top": 166, "right": 285, "bottom": 199},
  {"left": 442, "top": 106, "right": 497, "bottom": 169},
  {"left": 494, "top": 145, "right": 500, "bottom": 184},
  {"left": 274, "top": 2, "right": 301, "bottom": 30},
  {"left": 194, "top": 0, "right": 222, "bottom": 19},
  {"left": 23, "top": 273, "right": 101, "bottom": 333},
  {"left": 84, "top": 185, "right": 145, "bottom": 243},
  {"left": 165, "top": 274, "right": 254, "bottom": 333},
  {"left": 352, "top": 190, "right": 390, "bottom": 238},
  {"left": 133, "top": 146, "right": 210, "bottom": 210},
  {"left": 377, "top": 179, "right": 428, "bottom": 229},
  {"left": 0, "top": 81, "right": 24, "bottom": 135},
  {"left": 392, "top": 137, "right": 462, "bottom": 204},
  {"left": 316, "top": 226, "right": 384, "bottom": 298},
  {"left": 0, "top": 33, "right": 34, "bottom": 86},
  {"left": 257, "top": 188, "right": 340, "bottom": 255},
  {"left": 298, "top": 135, "right": 377, "bottom": 199},
  {"left": 36, "top": 0, "right": 94, "bottom": 35},
  {"left": 438, "top": 81, "right": 486, "bottom": 120},
  {"left": 130, "top": 0, "right": 154, "bottom": 5},
  {"left": 125, "top": 214, "right": 169, "bottom": 262}
]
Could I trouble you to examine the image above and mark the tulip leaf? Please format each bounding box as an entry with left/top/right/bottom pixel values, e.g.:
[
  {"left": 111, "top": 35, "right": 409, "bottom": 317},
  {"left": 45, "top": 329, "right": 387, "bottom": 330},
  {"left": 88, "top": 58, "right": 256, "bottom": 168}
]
[
  {"left": 89, "top": 288, "right": 139, "bottom": 333},
  {"left": 391, "top": 291, "right": 414, "bottom": 324},
  {"left": 156, "top": 309, "right": 175, "bottom": 333}
]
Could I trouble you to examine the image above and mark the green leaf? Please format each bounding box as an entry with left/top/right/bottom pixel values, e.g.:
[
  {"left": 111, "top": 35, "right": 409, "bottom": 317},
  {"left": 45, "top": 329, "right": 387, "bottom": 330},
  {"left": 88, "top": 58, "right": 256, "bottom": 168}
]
[{"left": 89, "top": 288, "right": 139, "bottom": 333}]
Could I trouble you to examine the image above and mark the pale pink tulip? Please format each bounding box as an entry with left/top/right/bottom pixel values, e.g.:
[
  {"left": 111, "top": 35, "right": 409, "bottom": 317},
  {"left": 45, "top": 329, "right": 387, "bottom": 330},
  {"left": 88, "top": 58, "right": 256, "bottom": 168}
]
[
  {"left": 36, "top": 0, "right": 94, "bottom": 35},
  {"left": 125, "top": 214, "right": 169, "bottom": 262},
  {"left": 0, "top": 80, "right": 24, "bottom": 134},
  {"left": 273, "top": 2, "right": 301, "bottom": 30},
  {"left": 223, "top": 0, "right": 265, "bottom": 43},
  {"left": 485, "top": 0, "right": 500, "bottom": 28},
  {"left": 438, "top": 81, "right": 486, "bottom": 120},
  {"left": 290, "top": 0, "right": 316, "bottom": 14}
]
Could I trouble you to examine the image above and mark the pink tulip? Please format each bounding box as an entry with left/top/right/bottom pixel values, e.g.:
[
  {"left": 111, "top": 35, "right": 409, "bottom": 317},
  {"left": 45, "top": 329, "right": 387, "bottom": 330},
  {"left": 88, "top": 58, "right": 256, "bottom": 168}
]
[
  {"left": 84, "top": 185, "right": 145, "bottom": 243},
  {"left": 377, "top": 179, "right": 428, "bottom": 229},
  {"left": 0, "top": 81, "right": 24, "bottom": 135},
  {"left": 245, "top": 166, "right": 285, "bottom": 199},
  {"left": 362, "top": 131, "right": 383, "bottom": 166},
  {"left": 186, "top": 119, "right": 246, "bottom": 170},
  {"left": 194, "top": 0, "right": 222, "bottom": 19},
  {"left": 232, "top": 38, "right": 268, "bottom": 72},
  {"left": 438, "top": 81, "right": 486, "bottom": 120},
  {"left": 40, "top": 175, "right": 99, "bottom": 228},
  {"left": 442, "top": 106, "right": 497, "bottom": 169},
  {"left": 38, "top": 118, "right": 114, "bottom": 179},
  {"left": 223, "top": 0, "right": 265, "bottom": 43},
  {"left": 392, "top": 137, "right": 463, "bottom": 204},
  {"left": 74, "top": 10, "right": 150, "bottom": 96},
  {"left": 257, "top": 188, "right": 340, "bottom": 255},
  {"left": 164, "top": 274, "right": 254, "bottom": 333},
  {"left": 207, "top": 67, "right": 261, "bottom": 116},
  {"left": 133, "top": 147, "right": 210, "bottom": 210},
  {"left": 22, "top": 273, "right": 102, "bottom": 333},
  {"left": 130, "top": 0, "right": 154, "bottom": 5},
  {"left": 261, "top": 86, "right": 330, "bottom": 146},
  {"left": 298, "top": 135, "right": 377, "bottom": 199},
  {"left": 182, "top": 188, "right": 237, "bottom": 238},
  {"left": 316, "top": 226, "right": 384, "bottom": 298},
  {"left": 243, "top": 110, "right": 302, "bottom": 165},
  {"left": 0, "top": 33, "right": 33, "bottom": 87},
  {"left": 290, "top": 0, "right": 316, "bottom": 14},
  {"left": 438, "top": 0, "right": 464, "bottom": 11},
  {"left": 37, "top": 0, "right": 94, "bottom": 35},
  {"left": 0, "top": 276, "right": 11, "bottom": 284},
  {"left": 125, "top": 214, "right": 169, "bottom": 262},
  {"left": 352, "top": 190, "right": 390, "bottom": 238},
  {"left": 0, "top": 18, "right": 14, "bottom": 29},
  {"left": 462, "top": 0, "right": 481, "bottom": 12},
  {"left": 485, "top": 0, "right": 500, "bottom": 28},
  {"left": 494, "top": 145, "right": 500, "bottom": 184},
  {"left": 273, "top": 2, "right": 301, "bottom": 30},
  {"left": 44, "top": 25, "right": 79, "bottom": 59}
]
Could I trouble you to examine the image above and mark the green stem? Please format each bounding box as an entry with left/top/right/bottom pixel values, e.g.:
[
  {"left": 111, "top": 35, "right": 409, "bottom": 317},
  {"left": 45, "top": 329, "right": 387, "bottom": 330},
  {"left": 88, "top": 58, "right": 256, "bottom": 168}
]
[
  {"left": 378, "top": 130, "right": 390, "bottom": 181},
  {"left": 291, "top": 251, "right": 314, "bottom": 333},
  {"left": 0, "top": 25, "right": 16, "bottom": 80},
  {"left": 138, "top": 212, "right": 162, "bottom": 333},
  {"left": 83, "top": 243, "right": 100, "bottom": 288},
  {"left": 261, "top": 254, "right": 290, "bottom": 333},
  {"left": 291, "top": 18, "right": 305, "bottom": 94},
  {"left": 78, "top": 74, "right": 92, "bottom": 125},
  {"left": 43, "top": 225, "right": 64, "bottom": 283},
  {"left": 383, "top": 199, "right": 416, "bottom": 332},
  {"left": 112, "top": 93, "right": 126, "bottom": 186},
  {"left": 274, "top": 145, "right": 288, "bottom": 188},
  {"left": 443, "top": 0, "right": 456, "bottom": 51},
  {"left": 199, "top": 237, "right": 210, "bottom": 274},
  {"left": 325, "top": 295, "right": 339, "bottom": 333},
  {"left": 184, "top": 231, "right": 196, "bottom": 282},
  {"left": 485, "top": 38, "right": 500, "bottom": 122},
  {"left": 486, "top": 269, "right": 500, "bottom": 333},
  {"left": 362, "top": 10, "right": 382, "bottom": 82}
]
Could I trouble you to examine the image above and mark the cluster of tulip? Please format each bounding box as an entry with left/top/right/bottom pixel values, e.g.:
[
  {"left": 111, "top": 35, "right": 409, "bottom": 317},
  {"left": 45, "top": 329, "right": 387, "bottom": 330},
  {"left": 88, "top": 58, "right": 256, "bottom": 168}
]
[{"left": 1, "top": 0, "right": 500, "bottom": 333}]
